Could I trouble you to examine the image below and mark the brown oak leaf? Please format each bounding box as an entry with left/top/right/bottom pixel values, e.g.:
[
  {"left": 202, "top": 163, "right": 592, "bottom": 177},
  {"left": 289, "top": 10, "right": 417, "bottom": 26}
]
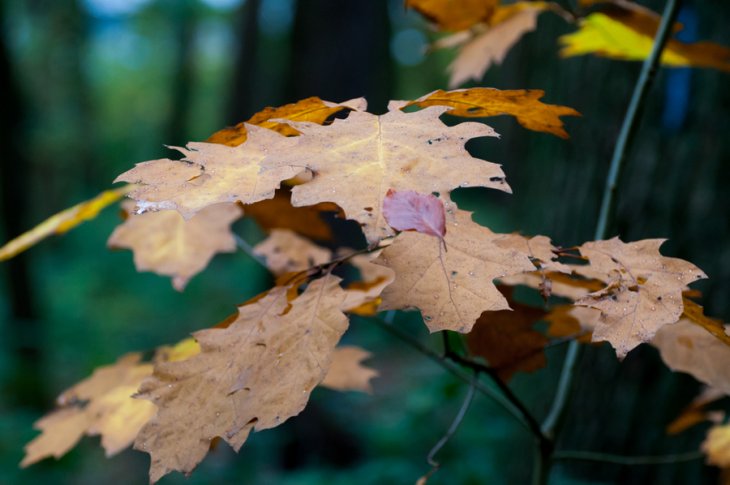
[
  {"left": 263, "top": 100, "right": 508, "bottom": 244},
  {"left": 21, "top": 354, "right": 155, "bottom": 467},
  {"left": 373, "top": 209, "right": 534, "bottom": 333},
  {"left": 108, "top": 202, "right": 242, "bottom": 290},
  {"left": 575, "top": 238, "right": 707, "bottom": 358},
  {"left": 320, "top": 346, "right": 378, "bottom": 393},
  {"left": 134, "top": 275, "right": 348, "bottom": 483},
  {"left": 253, "top": 228, "right": 332, "bottom": 276},
  {"left": 467, "top": 287, "right": 548, "bottom": 381},
  {"left": 115, "top": 124, "right": 302, "bottom": 218}
]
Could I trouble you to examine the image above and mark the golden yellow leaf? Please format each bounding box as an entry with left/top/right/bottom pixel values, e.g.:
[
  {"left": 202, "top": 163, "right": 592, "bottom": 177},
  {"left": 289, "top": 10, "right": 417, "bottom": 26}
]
[
  {"left": 559, "top": 12, "right": 730, "bottom": 72},
  {"left": 253, "top": 228, "right": 332, "bottom": 276},
  {"left": 115, "top": 124, "right": 302, "bottom": 219},
  {"left": 108, "top": 202, "right": 242, "bottom": 290},
  {"left": 681, "top": 298, "right": 730, "bottom": 347},
  {"left": 0, "top": 186, "right": 132, "bottom": 262},
  {"left": 409, "top": 88, "right": 580, "bottom": 138},
  {"left": 374, "top": 209, "right": 534, "bottom": 333},
  {"left": 575, "top": 238, "right": 706, "bottom": 358},
  {"left": 207, "top": 97, "right": 347, "bottom": 147},
  {"left": 544, "top": 305, "right": 597, "bottom": 343},
  {"left": 320, "top": 346, "right": 378, "bottom": 393},
  {"left": 434, "top": 2, "right": 551, "bottom": 88},
  {"left": 405, "top": 0, "right": 498, "bottom": 31},
  {"left": 263, "top": 99, "right": 508, "bottom": 244},
  {"left": 134, "top": 275, "right": 349, "bottom": 482}
]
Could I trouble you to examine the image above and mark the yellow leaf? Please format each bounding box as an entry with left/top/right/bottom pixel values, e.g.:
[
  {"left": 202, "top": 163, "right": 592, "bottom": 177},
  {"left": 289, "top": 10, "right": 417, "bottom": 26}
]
[
  {"left": 559, "top": 12, "right": 730, "bottom": 72},
  {"left": 0, "top": 186, "right": 132, "bottom": 262},
  {"left": 703, "top": 424, "right": 730, "bottom": 468}
]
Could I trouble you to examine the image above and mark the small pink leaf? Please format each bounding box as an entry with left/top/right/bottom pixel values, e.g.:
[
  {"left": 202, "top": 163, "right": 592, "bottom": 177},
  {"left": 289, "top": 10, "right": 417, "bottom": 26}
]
[{"left": 383, "top": 189, "right": 446, "bottom": 239}]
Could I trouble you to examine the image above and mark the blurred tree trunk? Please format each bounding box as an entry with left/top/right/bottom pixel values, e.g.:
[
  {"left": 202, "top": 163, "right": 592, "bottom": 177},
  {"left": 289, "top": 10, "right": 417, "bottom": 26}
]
[
  {"left": 285, "top": 0, "right": 393, "bottom": 113},
  {"left": 0, "top": 6, "right": 46, "bottom": 408},
  {"left": 166, "top": 0, "right": 197, "bottom": 145},
  {"left": 225, "top": 0, "right": 261, "bottom": 124}
]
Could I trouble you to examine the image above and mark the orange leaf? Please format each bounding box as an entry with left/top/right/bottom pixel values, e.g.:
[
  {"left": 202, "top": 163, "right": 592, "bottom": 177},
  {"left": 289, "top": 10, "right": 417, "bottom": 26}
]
[
  {"left": 405, "top": 0, "right": 498, "bottom": 32},
  {"left": 409, "top": 87, "right": 580, "bottom": 138}
]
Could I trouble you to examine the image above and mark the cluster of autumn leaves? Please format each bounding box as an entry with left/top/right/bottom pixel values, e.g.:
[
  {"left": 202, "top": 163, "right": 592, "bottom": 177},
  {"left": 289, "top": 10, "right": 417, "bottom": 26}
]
[
  {"left": 408, "top": 0, "right": 730, "bottom": 87},
  {"left": 6, "top": 0, "right": 730, "bottom": 481},
  {"left": 9, "top": 85, "right": 728, "bottom": 481}
]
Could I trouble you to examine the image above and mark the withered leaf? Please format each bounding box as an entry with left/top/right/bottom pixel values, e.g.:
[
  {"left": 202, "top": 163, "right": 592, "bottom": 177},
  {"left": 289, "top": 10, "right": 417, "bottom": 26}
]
[
  {"left": 115, "top": 124, "right": 302, "bottom": 219},
  {"left": 21, "top": 354, "right": 155, "bottom": 467},
  {"left": 263, "top": 99, "right": 507, "bottom": 244},
  {"left": 374, "top": 209, "right": 534, "bottom": 333},
  {"left": 383, "top": 189, "right": 446, "bottom": 239},
  {"left": 320, "top": 346, "right": 378, "bottom": 393},
  {"left": 575, "top": 238, "right": 706, "bottom": 358},
  {"left": 134, "top": 275, "right": 348, "bottom": 483},
  {"left": 253, "top": 228, "right": 332, "bottom": 276},
  {"left": 108, "top": 202, "right": 242, "bottom": 290},
  {"left": 467, "top": 287, "right": 548, "bottom": 381}
]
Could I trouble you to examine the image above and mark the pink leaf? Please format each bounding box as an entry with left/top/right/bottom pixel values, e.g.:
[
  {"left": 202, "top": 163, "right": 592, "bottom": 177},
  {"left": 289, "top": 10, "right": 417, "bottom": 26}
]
[{"left": 382, "top": 189, "right": 446, "bottom": 239}]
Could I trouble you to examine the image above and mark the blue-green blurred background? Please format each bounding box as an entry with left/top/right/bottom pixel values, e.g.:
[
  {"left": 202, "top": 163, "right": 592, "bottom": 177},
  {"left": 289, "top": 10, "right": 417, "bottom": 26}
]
[{"left": 1, "top": 0, "right": 729, "bottom": 483}]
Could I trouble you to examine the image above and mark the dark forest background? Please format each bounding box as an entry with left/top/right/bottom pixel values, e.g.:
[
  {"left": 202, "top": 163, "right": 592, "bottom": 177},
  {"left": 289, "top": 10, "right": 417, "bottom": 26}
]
[{"left": 1, "top": 0, "right": 729, "bottom": 483}]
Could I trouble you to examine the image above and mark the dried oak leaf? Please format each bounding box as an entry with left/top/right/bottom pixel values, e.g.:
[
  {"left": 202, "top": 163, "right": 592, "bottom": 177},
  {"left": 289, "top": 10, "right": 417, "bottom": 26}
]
[
  {"left": 652, "top": 319, "right": 730, "bottom": 395},
  {"left": 108, "top": 202, "right": 242, "bottom": 290},
  {"left": 207, "top": 97, "right": 347, "bottom": 147},
  {"left": 115, "top": 124, "right": 302, "bottom": 219},
  {"left": 467, "top": 287, "right": 548, "bottom": 381},
  {"left": 253, "top": 228, "right": 332, "bottom": 276},
  {"left": 320, "top": 346, "right": 378, "bottom": 393},
  {"left": 575, "top": 238, "right": 707, "bottom": 358},
  {"left": 373, "top": 209, "right": 534, "bottom": 333},
  {"left": 544, "top": 305, "right": 598, "bottom": 343},
  {"left": 21, "top": 354, "right": 155, "bottom": 467},
  {"left": 134, "top": 275, "right": 348, "bottom": 483},
  {"left": 433, "top": 2, "right": 551, "bottom": 88},
  {"left": 559, "top": 10, "right": 730, "bottom": 72},
  {"left": 242, "top": 187, "right": 338, "bottom": 241},
  {"left": 406, "top": 0, "right": 498, "bottom": 31},
  {"left": 409, "top": 88, "right": 580, "bottom": 139},
  {"left": 500, "top": 270, "right": 601, "bottom": 301},
  {"left": 263, "top": 99, "right": 508, "bottom": 244},
  {"left": 681, "top": 298, "right": 730, "bottom": 348}
]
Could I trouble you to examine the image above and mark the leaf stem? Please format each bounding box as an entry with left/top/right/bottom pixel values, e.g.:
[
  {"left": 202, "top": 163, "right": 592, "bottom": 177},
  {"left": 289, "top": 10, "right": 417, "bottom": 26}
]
[
  {"left": 418, "top": 371, "right": 478, "bottom": 483},
  {"left": 553, "top": 449, "right": 703, "bottom": 465},
  {"left": 541, "top": 0, "right": 683, "bottom": 481}
]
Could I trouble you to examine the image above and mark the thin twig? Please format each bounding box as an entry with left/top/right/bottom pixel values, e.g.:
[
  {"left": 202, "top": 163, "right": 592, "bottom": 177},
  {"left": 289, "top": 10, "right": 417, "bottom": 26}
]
[
  {"left": 233, "top": 233, "right": 267, "bottom": 268},
  {"left": 553, "top": 449, "right": 703, "bottom": 465},
  {"left": 369, "top": 317, "right": 532, "bottom": 433},
  {"left": 541, "top": 0, "right": 683, "bottom": 481},
  {"left": 419, "top": 372, "right": 478, "bottom": 484}
]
